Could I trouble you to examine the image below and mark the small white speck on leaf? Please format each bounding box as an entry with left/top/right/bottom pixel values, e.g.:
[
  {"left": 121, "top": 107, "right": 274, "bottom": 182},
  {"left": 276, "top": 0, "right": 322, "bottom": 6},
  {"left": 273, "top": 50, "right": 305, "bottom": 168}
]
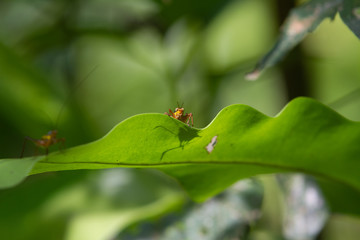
[{"left": 205, "top": 136, "right": 218, "bottom": 154}]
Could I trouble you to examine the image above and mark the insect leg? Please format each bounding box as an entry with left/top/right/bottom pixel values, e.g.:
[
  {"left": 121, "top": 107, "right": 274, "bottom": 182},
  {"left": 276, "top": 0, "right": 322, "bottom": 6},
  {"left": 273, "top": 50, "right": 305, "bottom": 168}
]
[
  {"left": 185, "top": 113, "right": 194, "bottom": 127},
  {"left": 34, "top": 146, "right": 39, "bottom": 157},
  {"left": 57, "top": 138, "right": 66, "bottom": 152},
  {"left": 177, "top": 101, "right": 184, "bottom": 108},
  {"left": 185, "top": 115, "right": 190, "bottom": 126},
  {"left": 165, "top": 109, "right": 175, "bottom": 118},
  {"left": 20, "top": 138, "right": 28, "bottom": 158},
  {"left": 20, "top": 136, "right": 36, "bottom": 158}
]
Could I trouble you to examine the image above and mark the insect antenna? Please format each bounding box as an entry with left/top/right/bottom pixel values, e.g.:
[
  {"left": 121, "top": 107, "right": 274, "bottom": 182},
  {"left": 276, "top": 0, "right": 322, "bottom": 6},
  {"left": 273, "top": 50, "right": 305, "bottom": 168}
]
[
  {"left": 176, "top": 101, "right": 184, "bottom": 108},
  {"left": 327, "top": 87, "right": 360, "bottom": 110},
  {"left": 20, "top": 65, "right": 99, "bottom": 158},
  {"left": 36, "top": 109, "right": 56, "bottom": 130},
  {"left": 54, "top": 65, "right": 99, "bottom": 128},
  {"left": 20, "top": 136, "right": 36, "bottom": 158}
]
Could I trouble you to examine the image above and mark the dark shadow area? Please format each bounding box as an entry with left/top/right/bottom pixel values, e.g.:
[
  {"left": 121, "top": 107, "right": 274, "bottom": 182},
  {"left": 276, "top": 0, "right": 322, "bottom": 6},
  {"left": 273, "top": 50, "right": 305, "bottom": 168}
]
[
  {"left": 215, "top": 222, "right": 250, "bottom": 240},
  {"left": 154, "top": 124, "right": 200, "bottom": 160}
]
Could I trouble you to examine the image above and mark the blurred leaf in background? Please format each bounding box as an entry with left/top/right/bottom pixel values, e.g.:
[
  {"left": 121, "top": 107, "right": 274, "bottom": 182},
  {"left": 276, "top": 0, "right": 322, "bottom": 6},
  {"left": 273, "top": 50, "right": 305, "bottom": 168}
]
[
  {"left": 0, "top": 0, "right": 360, "bottom": 239},
  {"left": 117, "top": 179, "right": 263, "bottom": 240},
  {"left": 277, "top": 174, "right": 329, "bottom": 240},
  {"left": 0, "top": 169, "right": 184, "bottom": 240}
]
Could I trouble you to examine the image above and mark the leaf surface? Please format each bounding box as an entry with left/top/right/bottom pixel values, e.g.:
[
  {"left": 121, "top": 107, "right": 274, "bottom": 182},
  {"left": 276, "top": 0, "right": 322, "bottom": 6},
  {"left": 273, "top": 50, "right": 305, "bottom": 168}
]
[
  {"left": 0, "top": 158, "right": 40, "bottom": 188},
  {"left": 1, "top": 97, "right": 360, "bottom": 213}
]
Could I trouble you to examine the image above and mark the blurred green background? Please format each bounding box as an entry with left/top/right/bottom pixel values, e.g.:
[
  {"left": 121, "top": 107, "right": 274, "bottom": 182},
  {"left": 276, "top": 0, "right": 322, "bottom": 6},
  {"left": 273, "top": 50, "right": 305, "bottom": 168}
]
[{"left": 0, "top": 0, "right": 360, "bottom": 239}]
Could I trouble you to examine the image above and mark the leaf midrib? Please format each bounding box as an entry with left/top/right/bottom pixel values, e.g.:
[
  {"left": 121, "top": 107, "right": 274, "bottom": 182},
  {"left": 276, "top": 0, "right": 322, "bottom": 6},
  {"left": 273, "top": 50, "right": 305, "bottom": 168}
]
[{"left": 34, "top": 159, "right": 360, "bottom": 193}]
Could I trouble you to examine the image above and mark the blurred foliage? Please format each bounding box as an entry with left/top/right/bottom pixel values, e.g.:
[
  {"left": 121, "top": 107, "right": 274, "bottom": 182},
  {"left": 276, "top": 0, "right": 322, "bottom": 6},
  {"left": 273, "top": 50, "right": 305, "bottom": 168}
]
[
  {"left": 0, "top": 169, "right": 184, "bottom": 240},
  {"left": 277, "top": 174, "right": 329, "bottom": 240},
  {"left": 247, "top": 0, "right": 360, "bottom": 79},
  {"left": 0, "top": 0, "right": 359, "bottom": 239},
  {"left": 117, "top": 179, "right": 263, "bottom": 240}
]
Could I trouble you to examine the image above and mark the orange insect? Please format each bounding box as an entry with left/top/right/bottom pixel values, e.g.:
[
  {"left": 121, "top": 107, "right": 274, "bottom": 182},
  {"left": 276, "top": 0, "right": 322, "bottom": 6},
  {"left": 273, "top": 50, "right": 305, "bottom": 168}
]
[
  {"left": 20, "top": 130, "right": 65, "bottom": 157},
  {"left": 165, "top": 104, "right": 194, "bottom": 127}
]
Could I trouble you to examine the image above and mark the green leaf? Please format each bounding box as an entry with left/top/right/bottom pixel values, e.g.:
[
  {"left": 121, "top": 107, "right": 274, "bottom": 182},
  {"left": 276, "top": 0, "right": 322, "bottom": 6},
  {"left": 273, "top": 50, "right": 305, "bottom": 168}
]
[
  {"left": 246, "top": 0, "right": 342, "bottom": 80},
  {"left": 0, "top": 157, "right": 40, "bottom": 188},
  {"left": 317, "top": 178, "right": 360, "bottom": 215},
  {"left": 1, "top": 97, "right": 360, "bottom": 214},
  {"left": 339, "top": 0, "right": 360, "bottom": 38}
]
